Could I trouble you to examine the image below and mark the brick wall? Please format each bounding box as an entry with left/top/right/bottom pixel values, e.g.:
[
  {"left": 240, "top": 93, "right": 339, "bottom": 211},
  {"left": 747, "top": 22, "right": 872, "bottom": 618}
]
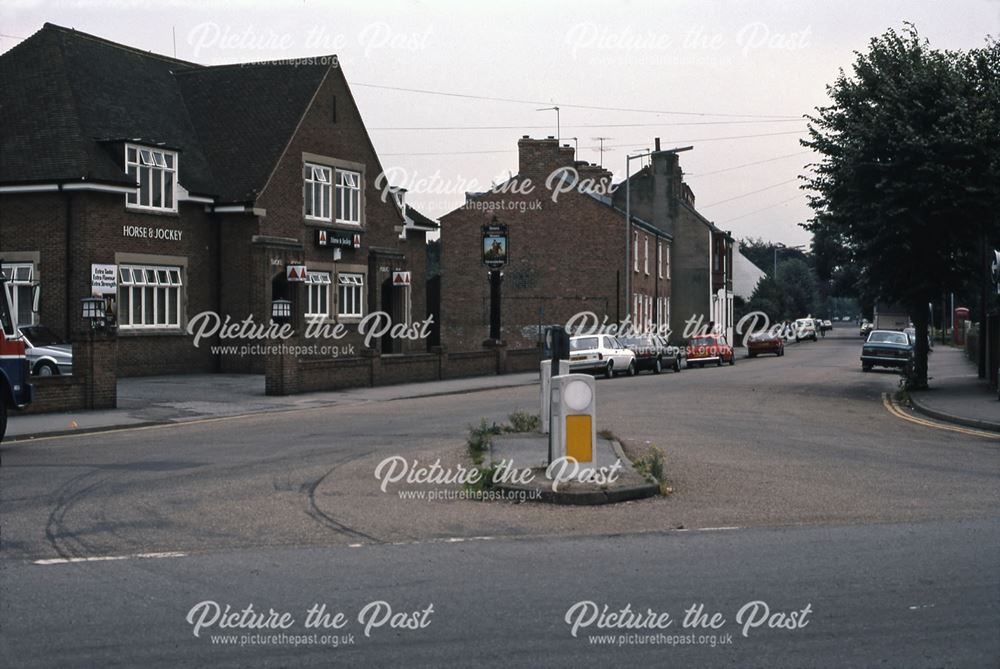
[
  {"left": 440, "top": 137, "right": 671, "bottom": 351},
  {"left": 22, "top": 333, "right": 117, "bottom": 413}
]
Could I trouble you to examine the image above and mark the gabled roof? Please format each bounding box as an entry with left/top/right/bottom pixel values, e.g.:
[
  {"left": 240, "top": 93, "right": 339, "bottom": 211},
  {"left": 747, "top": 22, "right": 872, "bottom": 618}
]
[
  {"left": 175, "top": 62, "right": 329, "bottom": 203},
  {"left": 0, "top": 23, "right": 335, "bottom": 202}
]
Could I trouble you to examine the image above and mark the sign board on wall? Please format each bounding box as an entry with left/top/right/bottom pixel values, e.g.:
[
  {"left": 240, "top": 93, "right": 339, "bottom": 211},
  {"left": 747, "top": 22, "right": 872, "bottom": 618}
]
[
  {"left": 392, "top": 271, "right": 411, "bottom": 286},
  {"left": 91, "top": 264, "right": 118, "bottom": 296},
  {"left": 286, "top": 264, "right": 307, "bottom": 282},
  {"left": 316, "top": 229, "right": 362, "bottom": 249}
]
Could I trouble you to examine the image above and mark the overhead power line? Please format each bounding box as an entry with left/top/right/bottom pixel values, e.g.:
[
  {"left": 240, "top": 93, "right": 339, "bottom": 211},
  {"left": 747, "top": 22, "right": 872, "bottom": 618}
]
[
  {"left": 717, "top": 195, "right": 803, "bottom": 223},
  {"left": 370, "top": 119, "right": 805, "bottom": 131},
  {"left": 381, "top": 130, "right": 807, "bottom": 158},
  {"left": 353, "top": 82, "right": 801, "bottom": 120},
  {"left": 686, "top": 150, "right": 812, "bottom": 177},
  {"left": 699, "top": 178, "right": 800, "bottom": 209}
]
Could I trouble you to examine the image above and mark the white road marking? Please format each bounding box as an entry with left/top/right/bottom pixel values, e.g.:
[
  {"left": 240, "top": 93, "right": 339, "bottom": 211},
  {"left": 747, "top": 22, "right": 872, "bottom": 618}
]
[
  {"left": 33, "top": 551, "right": 186, "bottom": 566},
  {"left": 698, "top": 526, "right": 741, "bottom": 531}
]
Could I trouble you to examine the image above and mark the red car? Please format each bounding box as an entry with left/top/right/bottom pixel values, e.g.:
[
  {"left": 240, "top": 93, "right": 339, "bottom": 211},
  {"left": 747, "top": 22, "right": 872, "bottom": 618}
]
[
  {"left": 746, "top": 331, "right": 785, "bottom": 358},
  {"left": 686, "top": 334, "right": 735, "bottom": 368}
]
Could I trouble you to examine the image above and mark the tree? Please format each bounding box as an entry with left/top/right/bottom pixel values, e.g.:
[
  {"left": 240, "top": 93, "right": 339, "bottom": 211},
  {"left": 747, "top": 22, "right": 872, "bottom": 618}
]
[{"left": 802, "top": 25, "right": 1000, "bottom": 389}]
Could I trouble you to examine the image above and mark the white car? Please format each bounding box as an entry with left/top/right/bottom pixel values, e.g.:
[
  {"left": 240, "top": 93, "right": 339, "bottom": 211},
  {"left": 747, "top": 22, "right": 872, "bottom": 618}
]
[
  {"left": 792, "top": 318, "right": 818, "bottom": 342},
  {"left": 569, "top": 334, "right": 636, "bottom": 378}
]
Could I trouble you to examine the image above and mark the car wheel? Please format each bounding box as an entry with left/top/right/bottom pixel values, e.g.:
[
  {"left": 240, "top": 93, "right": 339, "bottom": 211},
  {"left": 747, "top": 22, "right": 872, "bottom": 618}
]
[
  {"left": 778, "top": 348, "right": 784, "bottom": 357},
  {"left": 729, "top": 355, "right": 735, "bottom": 366},
  {"left": 627, "top": 360, "right": 637, "bottom": 377},
  {"left": 862, "top": 363, "right": 872, "bottom": 372},
  {"left": 34, "top": 361, "right": 58, "bottom": 377},
  {"left": 812, "top": 335, "right": 818, "bottom": 342},
  {"left": 653, "top": 357, "right": 662, "bottom": 374},
  {"left": 716, "top": 357, "right": 723, "bottom": 367},
  {"left": 605, "top": 360, "right": 614, "bottom": 379},
  {"left": 0, "top": 401, "right": 7, "bottom": 443},
  {"left": 748, "top": 351, "right": 755, "bottom": 358},
  {"left": 674, "top": 357, "right": 681, "bottom": 372}
]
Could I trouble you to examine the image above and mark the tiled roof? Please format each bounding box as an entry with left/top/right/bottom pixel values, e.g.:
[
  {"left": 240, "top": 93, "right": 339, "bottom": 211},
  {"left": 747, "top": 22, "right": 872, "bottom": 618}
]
[
  {"left": 0, "top": 23, "right": 332, "bottom": 202},
  {"left": 405, "top": 205, "right": 439, "bottom": 230}
]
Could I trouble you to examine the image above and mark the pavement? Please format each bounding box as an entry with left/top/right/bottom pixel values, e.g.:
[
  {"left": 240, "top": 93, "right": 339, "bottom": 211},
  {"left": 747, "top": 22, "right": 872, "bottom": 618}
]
[
  {"left": 908, "top": 345, "right": 1000, "bottom": 432},
  {"left": 5, "top": 371, "right": 540, "bottom": 440}
]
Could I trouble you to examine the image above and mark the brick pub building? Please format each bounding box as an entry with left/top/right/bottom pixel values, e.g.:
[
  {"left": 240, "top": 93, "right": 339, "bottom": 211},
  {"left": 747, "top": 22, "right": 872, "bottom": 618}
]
[
  {"left": 440, "top": 137, "right": 673, "bottom": 351},
  {"left": 0, "top": 24, "right": 435, "bottom": 378}
]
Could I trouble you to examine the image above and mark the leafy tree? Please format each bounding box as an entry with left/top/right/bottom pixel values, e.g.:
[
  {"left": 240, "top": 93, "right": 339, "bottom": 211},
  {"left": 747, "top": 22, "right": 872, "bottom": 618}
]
[{"left": 802, "top": 25, "right": 1000, "bottom": 389}]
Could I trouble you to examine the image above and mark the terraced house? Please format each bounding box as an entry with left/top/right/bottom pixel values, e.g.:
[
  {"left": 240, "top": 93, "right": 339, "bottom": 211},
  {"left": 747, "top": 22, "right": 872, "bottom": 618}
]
[{"left": 0, "top": 23, "right": 435, "bottom": 377}]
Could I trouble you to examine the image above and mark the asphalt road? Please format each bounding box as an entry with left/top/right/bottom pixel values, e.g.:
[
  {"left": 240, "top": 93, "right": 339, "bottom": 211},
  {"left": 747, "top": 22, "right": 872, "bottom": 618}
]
[
  {"left": 1, "top": 519, "right": 996, "bottom": 668},
  {"left": 1, "top": 325, "right": 998, "bottom": 666}
]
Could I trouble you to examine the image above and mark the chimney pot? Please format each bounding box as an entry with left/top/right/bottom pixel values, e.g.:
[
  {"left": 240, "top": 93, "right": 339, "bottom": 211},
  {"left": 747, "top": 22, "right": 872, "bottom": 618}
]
[{"left": 655, "top": 137, "right": 661, "bottom": 151}]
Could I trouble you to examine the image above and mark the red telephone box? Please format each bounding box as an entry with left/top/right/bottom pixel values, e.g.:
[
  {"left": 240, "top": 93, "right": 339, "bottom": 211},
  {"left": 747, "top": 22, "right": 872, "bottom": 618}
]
[{"left": 953, "top": 307, "right": 970, "bottom": 345}]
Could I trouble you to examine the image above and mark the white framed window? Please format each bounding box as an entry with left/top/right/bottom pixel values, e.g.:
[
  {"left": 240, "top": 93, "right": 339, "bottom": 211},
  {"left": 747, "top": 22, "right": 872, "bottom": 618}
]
[
  {"left": 644, "top": 236, "right": 649, "bottom": 275},
  {"left": 304, "top": 163, "right": 333, "bottom": 221},
  {"left": 337, "top": 272, "right": 364, "bottom": 318},
  {"left": 666, "top": 245, "right": 671, "bottom": 279},
  {"left": 305, "top": 271, "right": 332, "bottom": 318},
  {"left": 336, "top": 169, "right": 361, "bottom": 225},
  {"left": 0, "top": 263, "right": 37, "bottom": 328},
  {"left": 118, "top": 264, "right": 183, "bottom": 329},
  {"left": 125, "top": 144, "right": 177, "bottom": 212},
  {"left": 633, "top": 231, "right": 639, "bottom": 272},
  {"left": 657, "top": 242, "right": 663, "bottom": 279}
]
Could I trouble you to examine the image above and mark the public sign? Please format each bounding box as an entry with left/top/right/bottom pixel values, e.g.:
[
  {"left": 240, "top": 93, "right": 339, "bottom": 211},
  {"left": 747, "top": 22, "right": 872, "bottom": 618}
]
[
  {"left": 316, "top": 229, "right": 362, "bottom": 249},
  {"left": 286, "top": 264, "right": 307, "bottom": 282},
  {"left": 392, "top": 271, "right": 411, "bottom": 286},
  {"left": 91, "top": 264, "right": 117, "bottom": 296},
  {"left": 482, "top": 221, "right": 508, "bottom": 269}
]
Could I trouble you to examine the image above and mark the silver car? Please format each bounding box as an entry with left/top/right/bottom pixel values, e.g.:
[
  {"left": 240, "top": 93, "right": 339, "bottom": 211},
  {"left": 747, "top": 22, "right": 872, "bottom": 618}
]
[{"left": 19, "top": 325, "right": 73, "bottom": 376}]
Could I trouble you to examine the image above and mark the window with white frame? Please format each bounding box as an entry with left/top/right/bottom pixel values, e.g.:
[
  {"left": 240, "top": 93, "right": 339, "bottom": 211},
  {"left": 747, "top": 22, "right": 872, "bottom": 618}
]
[
  {"left": 126, "top": 144, "right": 177, "bottom": 212},
  {"left": 337, "top": 273, "right": 364, "bottom": 318},
  {"left": 657, "top": 242, "right": 663, "bottom": 279},
  {"left": 645, "top": 295, "right": 652, "bottom": 331},
  {"left": 305, "top": 271, "right": 332, "bottom": 318},
  {"left": 666, "top": 245, "right": 671, "bottom": 279},
  {"left": 336, "top": 169, "right": 361, "bottom": 224},
  {"left": 118, "top": 264, "right": 183, "bottom": 329},
  {"left": 644, "top": 236, "right": 649, "bottom": 275},
  {"left": 633, "top": 231, "right": 639, "bottom": 272},
  {"left": 304, "top": 163, "right": 332, "bottom": 221},
  {"left": 0, "top": 263, "right": 36, "bottom": 328}
]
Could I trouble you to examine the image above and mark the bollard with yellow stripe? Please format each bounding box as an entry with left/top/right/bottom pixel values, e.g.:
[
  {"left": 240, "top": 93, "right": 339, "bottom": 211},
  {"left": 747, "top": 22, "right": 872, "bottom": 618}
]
[{"left": 550, "top": 374, "right": 597, "bottom": 463}]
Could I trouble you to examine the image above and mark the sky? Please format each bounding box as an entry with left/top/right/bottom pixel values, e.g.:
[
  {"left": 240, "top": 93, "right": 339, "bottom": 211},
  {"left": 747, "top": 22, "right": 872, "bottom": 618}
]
[{"left": 3, "top": 0, "right": 998, "bottom": 247}]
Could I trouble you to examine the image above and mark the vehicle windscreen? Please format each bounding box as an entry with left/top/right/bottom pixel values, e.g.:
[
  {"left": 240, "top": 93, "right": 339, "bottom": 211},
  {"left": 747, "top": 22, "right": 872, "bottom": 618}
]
[
  {"left": 868, "top": 332, "right": 909, "bottom": 345},
  {"left": 570, "top": 337, "right": 599, "bottom": 351},
  {"left": 20, "top": 325, "right": 64, "bottom": 346}
]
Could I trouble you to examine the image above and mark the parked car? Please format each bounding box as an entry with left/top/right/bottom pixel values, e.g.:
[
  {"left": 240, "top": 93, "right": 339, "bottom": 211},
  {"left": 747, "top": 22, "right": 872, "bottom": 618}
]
[
  {"left": 746, "top": 331, "right": 785, "bottom": 358},
  {"left": 569, "top": 334, "right": 636, "bottom": 378},
  {"left": 861, "top": 330, "right": 913, "bottom": 372},
  {"left": 620, "top": 335, "right": 681, "bottom": 374},
  {"left": 686, "top": 334, "right": 735, "bottom": 368},
  {"left": 859, "top": 320, "right": 874, "bottom": 338},
  {"left": 19, "top": 325, "right": 73, "bottom": 376},
  {"left": 903, "top": 327, "right": 933, "bottom": 351},
  {"left": 792, "top": 318, "right": 819, "bottom": 342},
  {"left": 653, "top": 335, "right": 684, "bottom": 372}
]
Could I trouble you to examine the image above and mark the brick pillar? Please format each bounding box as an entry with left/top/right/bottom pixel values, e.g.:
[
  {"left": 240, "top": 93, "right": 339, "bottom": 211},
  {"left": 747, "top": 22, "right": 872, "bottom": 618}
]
[
  {"left": 71, "top": 329, "right": 117, "bottom": 409},
  {"left": 482, "top": 339, "right": 507, "bottom": 375}
]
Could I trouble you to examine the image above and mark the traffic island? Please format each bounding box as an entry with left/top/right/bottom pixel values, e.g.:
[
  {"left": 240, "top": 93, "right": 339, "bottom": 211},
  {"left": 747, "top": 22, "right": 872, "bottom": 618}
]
[{"left": 488, "top": 433, "right": 661, "bottom": 505}]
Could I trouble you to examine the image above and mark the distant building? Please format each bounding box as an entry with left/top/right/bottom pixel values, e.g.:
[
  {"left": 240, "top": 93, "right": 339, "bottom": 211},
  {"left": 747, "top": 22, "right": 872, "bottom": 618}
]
[{"left": 612, "top": 144, "right": 734, "bottom": 344}]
